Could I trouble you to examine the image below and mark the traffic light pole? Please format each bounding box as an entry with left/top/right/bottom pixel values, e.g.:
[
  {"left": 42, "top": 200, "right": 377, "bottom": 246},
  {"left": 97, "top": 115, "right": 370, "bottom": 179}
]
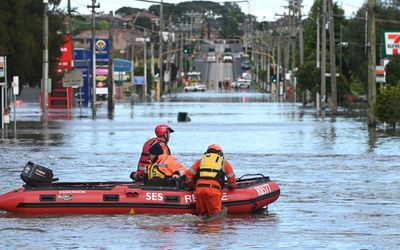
[{"left": 156, "top": 48, "right": 182, "bottom": 101}]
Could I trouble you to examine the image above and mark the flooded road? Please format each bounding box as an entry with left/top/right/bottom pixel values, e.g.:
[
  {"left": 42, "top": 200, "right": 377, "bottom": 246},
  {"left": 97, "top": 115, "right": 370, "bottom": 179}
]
[{"left": 1, "top": 91, "right": 399, "bottom": 249}]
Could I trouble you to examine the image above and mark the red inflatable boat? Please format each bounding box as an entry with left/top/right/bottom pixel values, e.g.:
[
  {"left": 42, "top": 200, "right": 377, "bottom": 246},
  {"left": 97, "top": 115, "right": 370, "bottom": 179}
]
[{"left": 0, "top": 162, "right": 280, "bottom": 215}]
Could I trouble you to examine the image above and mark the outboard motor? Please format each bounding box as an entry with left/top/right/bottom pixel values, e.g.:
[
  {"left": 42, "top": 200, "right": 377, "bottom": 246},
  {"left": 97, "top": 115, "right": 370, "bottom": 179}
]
[{"left": 20, "top": 161, "right": 54, "bottom": 187}]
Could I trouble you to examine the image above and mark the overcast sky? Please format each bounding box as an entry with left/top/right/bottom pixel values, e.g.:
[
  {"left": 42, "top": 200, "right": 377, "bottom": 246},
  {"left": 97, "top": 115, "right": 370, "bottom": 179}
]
[{"left": 64, "top": 0, "right": 366, "bottom": 21}]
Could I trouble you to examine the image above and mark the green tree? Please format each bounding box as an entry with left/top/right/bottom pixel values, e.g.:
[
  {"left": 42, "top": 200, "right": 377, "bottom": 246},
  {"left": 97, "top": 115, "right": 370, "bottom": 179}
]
[
  {"left": 374, "top": 84, "right": 400, "bottom": 129},
  {"left": 134, "top": 16, "right": 153, "bottom": 31},
  {"left": 385, "top": 55, "right": 400, "bottom": 85},
  {"left": 97, "top": 20, "right": 109, "bottom": 30},
  {"left": 218, "top": 3, "right": 245, "bottom": 39},
  {"left": 115, "top": 7, "right": 143, "bottom": 17},
  {"left": 296, "top": 60, "right": 320, "bottom": 94},
  {"left": 0, "top": 0, "right": 65, "bottom": 88}
]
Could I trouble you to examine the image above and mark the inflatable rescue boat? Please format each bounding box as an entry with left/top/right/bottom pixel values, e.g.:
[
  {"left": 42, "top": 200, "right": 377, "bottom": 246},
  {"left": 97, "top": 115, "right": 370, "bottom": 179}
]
[{"left": 0, "top": 162, "right": 280, "bottom": 215}]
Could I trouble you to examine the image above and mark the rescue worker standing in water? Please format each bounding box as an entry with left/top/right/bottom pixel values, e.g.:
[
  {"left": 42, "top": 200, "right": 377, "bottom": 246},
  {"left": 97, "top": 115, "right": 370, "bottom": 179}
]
[
  {"left": 185, "top": 144, "right": 236, "bottom": 218},
  {"left": 131, "top": 124, "right": 174, "bottom": 181},
  {"left": 146, "top": 142, "right": 187, "bottom": 186}
]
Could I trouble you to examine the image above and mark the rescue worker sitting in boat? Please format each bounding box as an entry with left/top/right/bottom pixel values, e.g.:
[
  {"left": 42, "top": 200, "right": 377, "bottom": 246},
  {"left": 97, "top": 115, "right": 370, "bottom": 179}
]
[
  {"left": 131, "top": 124, "right": 174, "bottom": 182},
  {"left": 145, "top": 142, "right": 187, "bottom": 187},
  {"left": 185, "top": 144, "right": 236, "bottom": 218}
]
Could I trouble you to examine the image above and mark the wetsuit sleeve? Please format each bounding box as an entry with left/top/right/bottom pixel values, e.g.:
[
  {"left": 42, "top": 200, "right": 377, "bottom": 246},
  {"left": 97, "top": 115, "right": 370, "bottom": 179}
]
[
  {"left": 224, "top": 160, "right": 236, "bottom": 188},
  {"left": 184, "top": 160, "right": 200, "bottom": 183},
  {"left": 169, "top": 156, "right": 187, "bottom": 176}
]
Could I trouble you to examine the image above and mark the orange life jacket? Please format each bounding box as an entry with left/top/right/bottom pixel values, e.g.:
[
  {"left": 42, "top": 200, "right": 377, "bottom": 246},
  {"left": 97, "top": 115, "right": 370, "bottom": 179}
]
[
  {"left": 148, "top": 154, "right": 186, "bottom": 180},
  {"left": 137, "top": 138, "right": 159, "bottom": 171}
]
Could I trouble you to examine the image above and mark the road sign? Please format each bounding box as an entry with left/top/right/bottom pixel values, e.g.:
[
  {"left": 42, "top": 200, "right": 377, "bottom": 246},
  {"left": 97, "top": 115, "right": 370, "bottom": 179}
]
[
  {"left": 114, "top": 58, "right": 132, "bottom": 72},
  {"left": 325, "top": 73, "right": 340, "bottom": 77},
  {"left": 376, "top": 65, "right": 386, "bottom": 83},
  {"left": 12, "top": 76, "right": 19, "bottom": 95},
  {"left": 133, "top": 76, "right": 145, "bottom": 85},
  {"left": 63, "top": 70, "right": 83, "bottom": 87},
  {"left": 0, "top": 56, "right": 5, "bottom": 85},
  {"left": 135, "top": 37, "right": 150, "bottom": 42}
]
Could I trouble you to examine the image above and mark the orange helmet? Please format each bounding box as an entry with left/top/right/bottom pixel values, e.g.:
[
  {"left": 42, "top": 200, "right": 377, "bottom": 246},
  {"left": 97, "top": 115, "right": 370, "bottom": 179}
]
[
  {"left": 207, "top": 144, "right": 223, "bottom": 155},
  {"left": 155, "top": 124, "right": 174, "bottom": 137}
]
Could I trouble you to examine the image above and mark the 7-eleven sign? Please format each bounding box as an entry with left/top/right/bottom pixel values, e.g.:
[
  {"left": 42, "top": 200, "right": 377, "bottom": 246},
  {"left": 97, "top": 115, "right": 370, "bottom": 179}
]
[{"left": 384, "top": 32, "right": 400, "bottom": 56}]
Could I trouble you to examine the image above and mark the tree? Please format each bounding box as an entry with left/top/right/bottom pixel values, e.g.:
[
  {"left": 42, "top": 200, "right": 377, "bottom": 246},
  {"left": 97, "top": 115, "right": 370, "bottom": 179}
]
[
  {"left": 374, "top": 84, "right": 400, "bottom": 129},
  {"left": 385, "top": 55, "right": 400, "bottom": 85},
  {"left": 296, "top": 60, "right": 320, "bottom": 94},
  {"left": 115, "top": 7, "right": 143, "bottom": 16},
  {"left": 134, "top": 16, "right": 152, "bottom": 31},
  {"left": 0, "top": 0, "right": 65, "bottom": 88}
]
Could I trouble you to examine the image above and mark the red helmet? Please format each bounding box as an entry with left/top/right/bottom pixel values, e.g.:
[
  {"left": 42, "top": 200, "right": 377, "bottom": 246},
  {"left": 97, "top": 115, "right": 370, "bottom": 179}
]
[
  {"left": 155, "top": 124, "right": 174, "bottom": 137},
  {"left": 207, "top": 144, "right": 223, "bottom": 155}
]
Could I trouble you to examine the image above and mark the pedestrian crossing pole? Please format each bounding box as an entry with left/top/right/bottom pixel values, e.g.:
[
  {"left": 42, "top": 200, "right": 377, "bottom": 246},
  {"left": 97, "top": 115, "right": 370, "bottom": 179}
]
[{"left": 42, "top": 0, "right": 49, "bottom": 121}]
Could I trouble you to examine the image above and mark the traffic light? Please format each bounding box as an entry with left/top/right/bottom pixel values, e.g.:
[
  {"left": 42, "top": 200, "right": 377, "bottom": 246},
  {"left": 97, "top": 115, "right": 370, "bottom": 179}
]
[
  {"left": 154, "top": 68, "right": 160, "bottom": 78},
  {"left": 183, "top": 46, "right": 190, "bottom": 55},
  {"left": 272, "top": 76, "right": 277, "bottom": 83}
]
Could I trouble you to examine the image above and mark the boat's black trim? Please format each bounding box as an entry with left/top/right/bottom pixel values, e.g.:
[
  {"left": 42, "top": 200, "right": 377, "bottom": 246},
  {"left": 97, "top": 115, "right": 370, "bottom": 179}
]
[
  {"left": 39, "top": 195, "right": 56, "bottom": 202},
  {"left": 223, "top": 189, "right": 280, "bottom": 207},
  {"left": 103, "top": 194, "right": 119, "bottom": 201}
]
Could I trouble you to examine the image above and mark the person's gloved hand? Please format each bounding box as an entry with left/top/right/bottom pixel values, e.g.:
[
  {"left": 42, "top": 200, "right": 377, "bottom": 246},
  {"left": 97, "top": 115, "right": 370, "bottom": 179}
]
[
  {"left": 130, "top": 171, "right": 136, "bottom": 181},
  {"left": 131, "top": 170, "right": 145, "bottom": 181}
]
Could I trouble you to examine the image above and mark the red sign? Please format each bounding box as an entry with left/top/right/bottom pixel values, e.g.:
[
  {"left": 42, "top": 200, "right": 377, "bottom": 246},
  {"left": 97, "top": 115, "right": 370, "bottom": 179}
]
[{"left": 57, "top": 35, "right": 72, "bottom": 72}]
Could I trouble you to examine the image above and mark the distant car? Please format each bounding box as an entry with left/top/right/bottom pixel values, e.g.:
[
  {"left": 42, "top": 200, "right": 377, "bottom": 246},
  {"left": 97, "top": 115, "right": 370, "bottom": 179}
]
[
  {"left": 184, "top": 83, "right": 207, "bottom": 92},
  {"left": 224, "top": 47, "right": 232, "bottom": 53},
  {"left": 223, "top": 52, "right": 233, "bottom": 63},
  {"left": 239, "top": 79, "right": 251, "bottom": 88},
  {"left": 231, "top": 80, "right": 240, "bottom": 88},
  {"left": 241, "top": 60, "right": 251, "bottom": 69},
  {"left": 206, "top": 52, "right": 216, "bottom": 62}
]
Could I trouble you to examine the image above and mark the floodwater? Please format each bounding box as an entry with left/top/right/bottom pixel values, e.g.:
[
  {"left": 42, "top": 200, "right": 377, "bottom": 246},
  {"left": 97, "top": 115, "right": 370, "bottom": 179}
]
[{"left": 1, "top": 91, "right": 399, "bottom": 249}]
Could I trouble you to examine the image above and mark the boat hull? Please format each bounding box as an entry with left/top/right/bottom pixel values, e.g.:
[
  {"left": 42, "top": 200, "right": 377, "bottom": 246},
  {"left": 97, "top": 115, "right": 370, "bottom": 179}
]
[{"left": 0, "top": 177, "right": 280, "bottom": 215}]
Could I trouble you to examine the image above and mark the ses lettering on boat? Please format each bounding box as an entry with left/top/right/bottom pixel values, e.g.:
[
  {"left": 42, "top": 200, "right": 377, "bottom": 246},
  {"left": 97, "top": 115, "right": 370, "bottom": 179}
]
[{"left": 146, "top": 192, "right": 228, "bottom": 203}]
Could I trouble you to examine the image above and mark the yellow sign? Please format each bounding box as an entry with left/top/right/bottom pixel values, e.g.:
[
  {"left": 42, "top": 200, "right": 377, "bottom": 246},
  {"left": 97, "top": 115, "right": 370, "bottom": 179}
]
[{"left": 96, "top": 40, "right": 106, "bottom": 50}]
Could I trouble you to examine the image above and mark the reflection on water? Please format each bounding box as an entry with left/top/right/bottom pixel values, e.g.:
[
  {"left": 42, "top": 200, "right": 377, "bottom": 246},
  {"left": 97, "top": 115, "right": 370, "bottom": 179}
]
[
  {"left": 368, "top": 127, "right": 377, "bottom": 152},
  {"left": 1, "top": 93, "right": 400, "bottom": 249}
]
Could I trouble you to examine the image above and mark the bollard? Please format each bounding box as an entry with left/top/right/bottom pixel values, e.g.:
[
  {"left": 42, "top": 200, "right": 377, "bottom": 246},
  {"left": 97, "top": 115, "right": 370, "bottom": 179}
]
[{"left": 177, "top": 112, "right": 191, "bottom": 122}]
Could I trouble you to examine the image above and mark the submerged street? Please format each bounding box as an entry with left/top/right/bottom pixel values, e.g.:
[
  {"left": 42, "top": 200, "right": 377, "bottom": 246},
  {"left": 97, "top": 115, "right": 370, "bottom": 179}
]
[{"left": 0, "top": 91, "right": 399, "bottom": 249}]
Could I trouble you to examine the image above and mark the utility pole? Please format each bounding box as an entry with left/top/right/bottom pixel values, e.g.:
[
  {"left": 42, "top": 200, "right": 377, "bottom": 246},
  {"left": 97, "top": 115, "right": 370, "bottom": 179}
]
[
  {"left": 320, "top": 0, "right": 327, "bottom": 115},
  {"left": 328, "top": 0, "right": 337, "bottom": 114},
  {"left": 340, "top": 24, "right": 343, "bottom": 70},
  {"left": 108, "top": 11, "right": 114, "bottom": 112},
  {"left": 316, "top": 11, "right": 320, "bottom": 68},
  {"left": 87, "top": 0, "right": 99, "bottom": 117},
  {"left": 367, "top": 0, "right": 377, "bottom": 127},
  {"left": 157, "top": 0, "right": 164, "bottom": 100},
  {"left": 143, "top": 31, "right": 148, "bottom": 99},
  {"left": 67, "top": 0, "right": 74, "bottom": 68},
  {"left": 179, "top": 32, "right": 184, "bottom": 87},
  {"left": 165, "top": 16, "right": 173, "bottom": 93},
  {"left": 297, "top": 0, "right": 304, "bottom": 64},
  {"left": 42, "top": 0, "right": 49, "bottom": 122},
  {"left": 276, "top": 38, "right": 281, "bottom": 97},
  {"left": 151, "top": 42, "right": 155, "bottom": 81},
  {"left": 129, "top": 13, "right": 142, "bottom": 96}
]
